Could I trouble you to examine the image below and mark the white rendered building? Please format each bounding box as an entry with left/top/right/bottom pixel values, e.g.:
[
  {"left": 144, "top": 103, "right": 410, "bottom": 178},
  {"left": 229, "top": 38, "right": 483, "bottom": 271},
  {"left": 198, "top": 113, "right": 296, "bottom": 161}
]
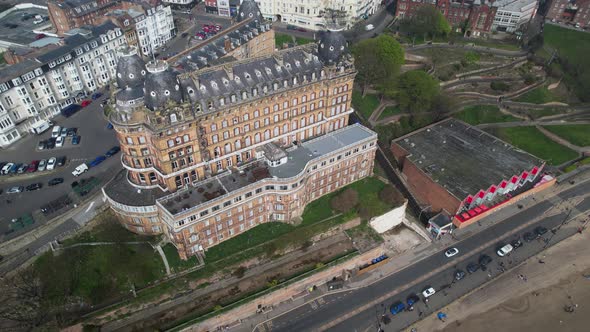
[
  {"left": 492, "top": 0, "right": 538, "bottom": 33},
  {"left": 134, "top": 5, "right": 176, "bottom": 56},
  {"left": 0, "top": 22, "right": 125, "bottom": 147}
]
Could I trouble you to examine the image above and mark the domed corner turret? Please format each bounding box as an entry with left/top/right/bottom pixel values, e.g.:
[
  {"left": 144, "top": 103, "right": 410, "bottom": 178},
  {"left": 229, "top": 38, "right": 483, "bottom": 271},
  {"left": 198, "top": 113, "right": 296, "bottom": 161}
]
[
  {"left": 236, "top": 0, "right": 263, "bottom": 23},
  {"left": 317, "top": 26, "right": 348, "bottom": 66},
  {"left": 116, "top": 45, "right": 147, "bottom": 89},
  {"left": 144, "top": 60, "right": 183, "bottom": 111}
]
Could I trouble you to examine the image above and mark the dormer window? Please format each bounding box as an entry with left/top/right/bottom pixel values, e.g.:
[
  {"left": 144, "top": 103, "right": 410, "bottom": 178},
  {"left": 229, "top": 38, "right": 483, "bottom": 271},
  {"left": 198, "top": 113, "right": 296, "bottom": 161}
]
[
  {"left": 150, "top": 91, "right": 156, "bottom": 97},
  {"left": 164, "top": 90, "right": 170, "bottom": 96},
  {"left": 219, "top": 98, "right": 225, "bottom": 106},
  {"left": 170, "top": 113, "right": 177, "bottom": 123},
  {"left": 255, "top": 70, "right": 262, "bottom": 77},
  {"left": 285, "top": 63, "right": 291, "bottom": 69},
  {"left": 265, "top": 67, "right": 272, "bottom": 75},
  {"left": 312, "top": 72, "right": 316, "bottom": 80},
  {"left": 200, "top": 85, "right": 206, "bottom": 92},
  {"left": 262, "top": 85, "right": 268, "bottom": 93},
  {"left": 242, "top": 91, "right": 247, "bottom": 99},
  {"left": 211, "top": 81, "right": 218, "bottom": 89},
  {"left": 293, "top": 77, "right": 297, "bottom": 85},
  {"left": 207, "top": 101, "right": 213, "bottom": 109},
  {"left": 230, "top": 94, "right": 236, "bottom": 102},
  {"left": 295, "top": 61, "right": 300, "bottom": 67},
  {"left": 276, "top": 66, "right": 282, "bottom": 72},
  {"left": 222, "top": 79, "right": 229, "bottom": 86},
  {"left": 187, "top": 88, "right": 194, "bottom": 94},
  {"left": 244, "top": 73, "right": 251, "bottom": 79},
  {"left": 273, "top": 82, "right": 278, "bottom": 90},
  {"left": 235, "top": 76, "right": 241, "bottom": 82},
  {"left": 283, "top": 80, "right": 288, "bottom": 87},
  {"left": 320, "top": 70, "right": 325, "bottom": 77},
  {"left": 252, "top": 88, "right": 258, "bottom": 96}
]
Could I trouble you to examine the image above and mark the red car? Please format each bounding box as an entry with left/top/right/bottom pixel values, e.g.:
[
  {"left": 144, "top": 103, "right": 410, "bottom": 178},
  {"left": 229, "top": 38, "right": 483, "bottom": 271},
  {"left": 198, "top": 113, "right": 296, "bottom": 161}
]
[
  {"left": 27, "top": 160, "right": 39, "bottom": 173},
  {"left": 35, "top": 33, "right": 46, "bottom": 40},
  {"left": 81, "top": 99, "right": 91, "bottom": 107}
]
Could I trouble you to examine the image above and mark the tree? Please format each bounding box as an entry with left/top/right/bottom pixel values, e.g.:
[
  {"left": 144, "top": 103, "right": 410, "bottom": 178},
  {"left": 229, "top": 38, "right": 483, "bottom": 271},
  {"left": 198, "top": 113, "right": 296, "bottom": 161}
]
[
  {"left": 401, "top": 5, "right": 451, "bottom": 41},
  {"left": 352, "top": 35, "right": 404, "bottom": 95},
  {"left": 395, "top": 70, "right": 440, "bottom": 113},
  {"left": 330, "top": 188, "right": 359, "bottom": 213},
  {"left": 378, "top": 185, "right": 405, "bottom": 207}
]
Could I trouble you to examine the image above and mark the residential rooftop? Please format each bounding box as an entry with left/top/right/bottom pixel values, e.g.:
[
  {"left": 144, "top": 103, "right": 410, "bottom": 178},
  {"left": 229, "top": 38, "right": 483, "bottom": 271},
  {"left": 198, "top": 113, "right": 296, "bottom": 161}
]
[
  {"left": 158, "top": 124, "right": 377, "bottom": 216},
  {"left": 494, "top": 0, "right": 538, "bottom": 12},
  {"left": 393, "top": 118, "right": 543, "bottom": 200}
]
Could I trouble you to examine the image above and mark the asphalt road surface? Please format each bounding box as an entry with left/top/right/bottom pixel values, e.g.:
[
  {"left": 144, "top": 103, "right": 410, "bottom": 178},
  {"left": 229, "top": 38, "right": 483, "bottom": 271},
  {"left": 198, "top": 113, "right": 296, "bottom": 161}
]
[
  {"left": 0, "top": 93, "right": 120, "bottom": 239},
  {"left": 260, "top": 179, "right": 590, "bottom": 332}
]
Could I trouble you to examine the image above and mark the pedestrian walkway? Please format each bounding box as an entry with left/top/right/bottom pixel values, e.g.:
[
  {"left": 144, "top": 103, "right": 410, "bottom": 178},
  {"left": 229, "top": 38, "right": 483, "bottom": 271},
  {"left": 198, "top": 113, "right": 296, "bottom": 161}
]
[{"left": 156, "top": 244, "right": 172, "bottom": 276}]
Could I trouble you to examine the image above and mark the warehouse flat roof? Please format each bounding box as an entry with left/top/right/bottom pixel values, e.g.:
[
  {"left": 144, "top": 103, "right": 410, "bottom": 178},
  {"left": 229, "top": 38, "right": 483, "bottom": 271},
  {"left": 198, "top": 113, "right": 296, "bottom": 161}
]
[{"left": 393, "top": 118, "right": 543, "bottom": 200}]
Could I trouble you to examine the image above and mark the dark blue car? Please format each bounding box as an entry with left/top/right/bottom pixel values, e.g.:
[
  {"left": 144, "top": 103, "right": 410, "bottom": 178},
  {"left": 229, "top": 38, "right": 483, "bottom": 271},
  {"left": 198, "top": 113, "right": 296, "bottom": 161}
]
[
  {"left": 390, "top": 301, "right": 405, "bottom": 315},
  {"left": 72, "top": 135, "right": 80, "bottom": 145},
  {"left": 91, "top": 92, "right": 103, "bottom": 100},
  {"left": 105, "top": 146, "right": 121, "bottom": 157},
  {"left": 88, "top": 156, "right": 106, "bottom": 167}
]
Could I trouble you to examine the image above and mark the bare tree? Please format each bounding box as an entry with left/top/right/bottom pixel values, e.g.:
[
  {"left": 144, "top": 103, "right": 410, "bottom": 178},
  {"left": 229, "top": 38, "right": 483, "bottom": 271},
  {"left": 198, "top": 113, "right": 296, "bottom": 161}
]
[{"left": 0, "top": 268, "right": 48, "bottom": 330}]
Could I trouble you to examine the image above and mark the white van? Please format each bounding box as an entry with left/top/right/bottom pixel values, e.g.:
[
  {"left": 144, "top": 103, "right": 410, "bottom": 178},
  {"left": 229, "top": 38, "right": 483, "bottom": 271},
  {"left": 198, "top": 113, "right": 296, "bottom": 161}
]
[
  {"left": 51, "top": 125, "right": 61, "bottom": 138},
  {"left": 365, "top": 24, "right": 375, "bottom": 31},
  {"left": 496, "top": 244, "right": 514, "bottom": 257},
  {"left": 72, "top": 163, "right": 89, "bottom": 176},
  {"left": 30, "top": 120, "right": 52, "bottom": 135}
]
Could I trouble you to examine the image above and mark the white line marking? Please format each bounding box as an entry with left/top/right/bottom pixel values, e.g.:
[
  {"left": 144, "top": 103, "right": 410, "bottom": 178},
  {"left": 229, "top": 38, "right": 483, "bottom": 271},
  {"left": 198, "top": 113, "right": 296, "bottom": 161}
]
[{"left": 85, "top": 201, "right": 95, "bottom": 213}]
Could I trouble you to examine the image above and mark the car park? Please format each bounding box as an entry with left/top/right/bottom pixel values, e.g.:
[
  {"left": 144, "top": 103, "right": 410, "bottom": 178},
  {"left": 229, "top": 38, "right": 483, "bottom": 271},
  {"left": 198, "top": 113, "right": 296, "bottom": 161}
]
[
  {"left": 1, "top": 163, "right": 14, "bottom": 175},
  {"left": 56, "top": 156, "right": 66, "bottom": 166},
  {"left": 46, "top": 157, "right": 57, "bottom": 170},
  {"left": 51, "top": 125, "right": 61, "bottom": 138},
  {"left": 89, "top": 156, "right": 106, "bottom": 167},
  {"left": 56, "top": 136, "right": 64, "bottom": 147},
  {"left": 7, "top": 186, "right": 24, "bottom": 194},
  {"left": 479, "top": 254, "right": 492, "bottom": 267},
  {"left": 48, "top": 177, "right": 64, "bottom": 186},
  {"left": 390, "top": 301, "right": 405, "bottom": 315},
  {"left": 466, "top": 262, "right": 480, "bottom": 274},
  {"left": 422, "top": 286, "right": 436, "bottom": 298},
  {"left": 37, "top": 159, "right": 47, "bottom": 171},
  {"left": 26, "top": 183, "right": 42, "bottom": 191},
  {"left": 496, "top": 244, "right": 514, "bottom": 257},
  {"left": 17, "top": 164, "right": 28, "bottom": 174},
  {"left": 60, "top": 127, "right": 68, "bottom": 137},
  {"left": 523, "top": 232, "right": 536, "bottom": 242},
  {"left": 105, "top": 146, "right": 121, "bottom": 157},
  {"left": 454, "top": 269, "right": 466, "bottom": 281},
  {"left": 535, "top": 226, "right": 548, "bottom": 236},
  {"left": 444, "top": 247, "right": 459, "bottom": 258},
  {"left": 72, "top": 135, "right": 81, "bottom": 145}
]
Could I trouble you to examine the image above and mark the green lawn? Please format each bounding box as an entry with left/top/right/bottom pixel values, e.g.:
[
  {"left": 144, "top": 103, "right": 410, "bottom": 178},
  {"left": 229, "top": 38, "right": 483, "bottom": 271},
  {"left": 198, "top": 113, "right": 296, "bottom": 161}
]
[
  {"left": 453, "top": 105, "right": 519, "bottom": 125},
  {"left": 515, "top": 86, "right": 561, "bottom": 104},
  {"left": 378, "top": 106, "right": 403, "bottom": 120},
  {"left": 488, "top": 126, "right": 579, "bottom": 165},
  {"left": 275, "top": 33, "right": 293, "bottom": 48},
  {"left": 295, "top": 36, "right": 313, "bottom": 45},
  {"left": 543, "top": 125, "right": 590, "bottom": 147},
  {"left": 352, "top": 90, "right": 381, "bottom": 120},
  {"left": 564, "top": 157, "right": 590, "bottom": 173},
  {"left": 163, "top": 243, "right": 199, "bottom": 272}
]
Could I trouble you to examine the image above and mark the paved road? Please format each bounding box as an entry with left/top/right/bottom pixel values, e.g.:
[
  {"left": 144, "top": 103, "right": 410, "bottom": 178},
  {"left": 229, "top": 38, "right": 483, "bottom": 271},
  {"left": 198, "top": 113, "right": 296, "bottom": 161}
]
[
  {"left": 259, "top": 178, "right": 590, "bottom": 332},
  {"left": 0, "top": 94, "right": 120, "bottom": 240}
]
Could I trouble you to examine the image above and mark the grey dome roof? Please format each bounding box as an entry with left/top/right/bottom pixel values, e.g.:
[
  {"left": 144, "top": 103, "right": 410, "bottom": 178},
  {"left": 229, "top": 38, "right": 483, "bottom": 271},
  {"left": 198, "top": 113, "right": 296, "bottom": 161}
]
[
  {"left": 117, "top": 86, "right": 144, "bottom": 102},
  {"left": 317, "top": 30, "right": 348, "bottom": 65},
  {"left": 116, "top": 46, "right": 146, "bottom": 89},
  {"left": 237, "top": 0, "right": 263, "bottom": 23},
  {"left": 144, "top": 61, "right": 183, "bottom": 111}
]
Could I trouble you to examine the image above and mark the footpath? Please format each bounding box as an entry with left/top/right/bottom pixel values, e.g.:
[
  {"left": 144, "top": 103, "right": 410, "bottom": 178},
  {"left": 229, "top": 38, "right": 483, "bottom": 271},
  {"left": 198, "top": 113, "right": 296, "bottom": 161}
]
[{"left": 198, "top": 171, "right": 590, "bottom": 332}]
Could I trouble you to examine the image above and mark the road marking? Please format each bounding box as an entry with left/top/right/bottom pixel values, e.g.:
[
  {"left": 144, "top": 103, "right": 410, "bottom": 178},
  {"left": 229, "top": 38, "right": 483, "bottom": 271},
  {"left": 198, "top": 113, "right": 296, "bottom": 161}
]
[
  {"left": 85, "top": 201, "right": 95, "bottom": 213},
  {"left": 310, "top": 301, "right": 318, "bottom": 310}
]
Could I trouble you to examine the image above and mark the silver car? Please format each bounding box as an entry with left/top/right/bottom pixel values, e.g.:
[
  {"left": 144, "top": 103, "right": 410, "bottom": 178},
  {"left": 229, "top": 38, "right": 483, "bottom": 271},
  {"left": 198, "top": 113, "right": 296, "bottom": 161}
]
[
  {"left": 46, "top": 157, "right": 57, "bottom": 170},
  {"left": 7, "top": 186, "right": 24, "bottom": 194},
  {"left": 37, "top": 159, "right": 47, "bottom": 171}
]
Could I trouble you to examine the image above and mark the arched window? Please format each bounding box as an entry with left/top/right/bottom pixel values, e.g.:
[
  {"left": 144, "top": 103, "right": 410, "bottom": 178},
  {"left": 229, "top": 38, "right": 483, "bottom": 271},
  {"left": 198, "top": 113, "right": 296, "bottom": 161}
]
[
  {"left": 254, "top": 110, "right": 259, "bottom": 117},
  {"left": 235, "top": 140, "right": 241, "bottom": 149},
  {"left": 221, "top": 120, "right": 228, "bottom": 128},
  {"left": 292, "top": 120, "right": 298, "bottom": 130},
  {"left": 264, "top": 130, "right": 270, "bottom": 140},
  {"left": 245, "top": 136, "right": 251, "bottom": 146},
  {"left": 224, "top": 143, "right": 231, "bottom": 154},
  {"left": 183, "top": 134, "right": 189, "bottom": 142},
  {"left": 318, "top": 111, "right": 323, "bottom": 120},
  {"left": 282, "top": 123, "right": 288, "bottom": 133},
  {"left": 167, "top": 139, "right": 174, "bottom": 147},
  {"left": 254, "top": 133, "right": 261, "bottom": 143},
  {"left": 243, "top": 113, "right": 249, "bottom": 121},
  {"left": 190, "top": 170, "right": 198, "bottom": 181},
  {"left": 309, "top": 114, "right": 314, "bottom": 124},
  {"left": 149, "top": 172, "right": 157, "bottom": 182},
  {"left": 300, "top": 118, "right": 306, "bottom": 127},
  {"left": 273, "top": 126, "right": 279, "bottom": 136},
  {"left": 214, "top": 146, "right": 221, "bottom": 157},
  {"left": 175, "top": 176, "right": 182, "bottom": 187}
]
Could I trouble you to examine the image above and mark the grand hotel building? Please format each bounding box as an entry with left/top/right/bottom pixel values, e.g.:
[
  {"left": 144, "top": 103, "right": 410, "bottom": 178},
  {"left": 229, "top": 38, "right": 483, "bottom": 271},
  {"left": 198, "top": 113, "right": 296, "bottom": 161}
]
[{"left": 103, "top": 3, "right": 377, "bottom": 260}]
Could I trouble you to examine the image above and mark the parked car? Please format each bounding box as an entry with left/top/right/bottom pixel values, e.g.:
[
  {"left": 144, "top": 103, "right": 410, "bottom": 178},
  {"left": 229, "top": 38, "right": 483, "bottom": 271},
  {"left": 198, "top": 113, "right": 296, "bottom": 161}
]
[
  {"left": 60, "top": 127, "right": 68, "bottom": 137},
  {"left": 55, "top": 136, "right": 64, "bottom": 147},
  {"left": 390, "top": 301, "right": 405, "bottom": 315},
  {"left": 37, "top": 159, "right": 47, "bottom": 171},
  {"left": 72, "top": 135, "right": 81, "bottom": 145},
  {"left": 406, "top": 294, "right": 420, "bottom": 308},
  {"left": 17, "top": 164, "right": 28, "bottom": 174},
  {"left": 422, "top": 286, "right": 436, "bottom": 298},
  {"left": 7, "top": 186, "right": 24, "bottom": 194},
  {"left": 444, "top": 247, "right": 459, "bottom": 258},
  {"left": 511, "top": 238, "right": 523, "bottom": 249},
  {"left": 72, "top": 163, "right": 89, "bottom": 176},
  {"left": 454, "top": 269, "right": 466, "bottom": 281},
  {"left": 105, "top": 146, "right": 121, "bottom": 157},
  {"left": 81, "top": 99, "right": 92, "bottom": 107},
  {"left": 8, "top": 163, "right": 21, "bottom": 174},
  {"left": 1, "top": 163, "right": 14, "bottom": 175},
  {"left": 37, "top": 140, "right": 47, "bottom": 150},
  {"left": 106, "top": 123, "right": 113, "bottom": 130},
  {"left": 89, "top": 156, "right": 106, "bottom": 167},
  {"left": 56, "top": 156, "right": 66, "bottom": 166},
  {"left": 27, "top": 161, "right": 39, "bottom": 173},
  {"left": 66, "top": 127, "right": 77, "bottom": 137},
  {"left": 196, "top": 33, "right": 205, "bottom": 40},
  {"left": 479, "top": 254, "right": 492, "bottom": 267},
  {"left": 51, "top": 125, "right": 61, "bottom": 138},
  {"left": 523, "top": 232, "right": 536, "bottom": 242},
  {"left": 26, "top": 183, "right": 43, "bottom": 191},
  {"left": 535, "top": 226, "right": 548, "bottom": 236},
  {"left": 365, "top": 24, "right": 375, "bottom": 31},
  {"left": 48, "top": 177, "right": 64, "bottom": 186},
  {"left": 181, "top": 32, "right": 188, "bottom": 38},
  {"left": 91, "top": 92, "right": 103, "bottom": 100},
  {"left": 466, "top": 262, "right": 480, "bottom": 274},
  {"left": 46, "top": 157, "right": 57, "bottom": 170},
  {"left": 496, "top": 244, "right": 514, "bottom": 257},
  {"left": 46, "top": 138, "right": 56, "bottom": 149}
]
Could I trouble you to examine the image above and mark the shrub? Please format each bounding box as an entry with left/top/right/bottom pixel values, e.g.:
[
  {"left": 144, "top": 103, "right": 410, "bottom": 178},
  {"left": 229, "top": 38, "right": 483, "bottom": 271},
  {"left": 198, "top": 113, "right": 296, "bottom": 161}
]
[
  {"left": 378, "top": 185, "right": 405, "bottom": 206},
  {"left": 330, "top": 188, "right": 359, "bottom": 213},
  {"left": 232, "top": 266, "right": 247, "bottom": 279},
  {"left": 490, "top": 81, "right": 510, "bottom": 92}
]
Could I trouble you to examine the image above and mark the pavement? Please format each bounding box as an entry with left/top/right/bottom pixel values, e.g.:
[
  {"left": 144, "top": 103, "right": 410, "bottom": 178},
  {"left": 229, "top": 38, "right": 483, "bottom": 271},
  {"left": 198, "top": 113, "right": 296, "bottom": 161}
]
[
  {"left": 0, "top": 92, "right": 121, "bottom": 240},
  {"left": 218, "top": 171, "right": 590, "bottom": 332}
]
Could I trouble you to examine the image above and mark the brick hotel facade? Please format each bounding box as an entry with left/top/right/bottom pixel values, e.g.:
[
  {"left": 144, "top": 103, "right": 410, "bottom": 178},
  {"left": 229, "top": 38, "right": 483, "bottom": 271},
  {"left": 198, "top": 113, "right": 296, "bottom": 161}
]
[{"left": 103, "top": 0, "right": 378, "bottom": 260}]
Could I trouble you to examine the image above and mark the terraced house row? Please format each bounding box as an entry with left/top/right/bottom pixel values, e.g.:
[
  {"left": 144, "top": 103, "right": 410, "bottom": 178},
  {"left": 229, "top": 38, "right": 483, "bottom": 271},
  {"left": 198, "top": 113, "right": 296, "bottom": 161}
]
[{"left": 102, "top": 4, "right": 377, "bottom": 260}]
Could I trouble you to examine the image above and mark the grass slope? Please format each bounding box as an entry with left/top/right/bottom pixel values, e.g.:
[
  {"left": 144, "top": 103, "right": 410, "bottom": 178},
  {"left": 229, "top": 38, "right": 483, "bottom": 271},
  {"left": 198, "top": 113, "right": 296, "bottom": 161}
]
[
  {"left": 352, "top": 90, "right": 380, "bottom": 120},
  {"left": 453, "top": 105, "right": 519, "bottom": 125},
  {"left": 543, "top": 125, "right": 590, "bottom": 147}
]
